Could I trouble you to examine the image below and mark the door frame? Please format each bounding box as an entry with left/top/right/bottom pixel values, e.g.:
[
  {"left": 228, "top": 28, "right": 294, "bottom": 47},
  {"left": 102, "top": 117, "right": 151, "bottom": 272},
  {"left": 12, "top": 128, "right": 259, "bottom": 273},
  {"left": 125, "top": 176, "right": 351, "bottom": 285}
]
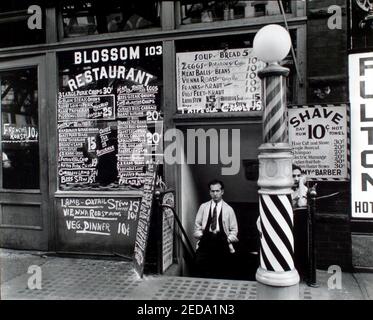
[{"left": 0, "top": 55, "right": 50, "bottom": 251}]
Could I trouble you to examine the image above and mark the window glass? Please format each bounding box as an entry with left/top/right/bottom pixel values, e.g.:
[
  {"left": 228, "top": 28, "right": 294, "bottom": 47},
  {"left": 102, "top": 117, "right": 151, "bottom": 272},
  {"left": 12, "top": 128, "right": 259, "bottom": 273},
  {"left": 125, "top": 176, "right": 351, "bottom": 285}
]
[
  {"left": 175, "top": 33, "right": 296, "bottom": 114},
  {"left": 349, "top": 0, "right": 373, "bottom": 50},
  {"left": 61, "top": 0, "right": 161, "bottom": 38},
  {"left": 179, "top": 0, "right": 292, "bottom": 25},
  {"left": 0, "top": 0, "right": 45, "bottom": 47},
  {"left": 57, "top": 43, "right": 163, "bottom": 191},
  {"left": 1, "top": 68, "right": 40, "bottom": 189}
]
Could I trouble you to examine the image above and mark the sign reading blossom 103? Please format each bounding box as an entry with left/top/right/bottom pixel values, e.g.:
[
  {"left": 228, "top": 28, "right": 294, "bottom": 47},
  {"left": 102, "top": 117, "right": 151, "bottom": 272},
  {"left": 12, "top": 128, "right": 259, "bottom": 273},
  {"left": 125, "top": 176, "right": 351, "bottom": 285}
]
[
  {"left": 288, "top": 104, "right": 349, "bottom": 181},
  {"left": 176, "top": 48, "right": 264, "bottom": 114}
]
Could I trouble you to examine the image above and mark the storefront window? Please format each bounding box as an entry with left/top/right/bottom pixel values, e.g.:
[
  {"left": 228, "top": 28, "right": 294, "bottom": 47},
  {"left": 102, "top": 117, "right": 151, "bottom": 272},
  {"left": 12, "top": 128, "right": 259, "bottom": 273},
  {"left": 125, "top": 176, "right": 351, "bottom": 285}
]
[
  {"left": 349, "top": 0, "right": 373, "bottom": 50},
  {"left": 179, "top": 0, "right": 292, "bottom": 25},
  {"left": 60, "top": 0, "right": 161, "bottom": 38},
  {"left": 0, "top": 1, "right": 45, "bottom": 47},
  {"left": 175, "top": 33, "right": 296, "bottom": 114},
  {"left": 57, "top": 44, "right": 163, "bottom": 191},
  {"left": 0, "top": 68, "right": 40, "bottom": 189}
]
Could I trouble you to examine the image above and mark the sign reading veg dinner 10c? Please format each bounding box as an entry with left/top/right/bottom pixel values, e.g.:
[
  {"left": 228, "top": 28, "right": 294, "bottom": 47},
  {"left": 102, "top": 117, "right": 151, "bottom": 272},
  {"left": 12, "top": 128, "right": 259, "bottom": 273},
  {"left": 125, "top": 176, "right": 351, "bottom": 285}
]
[
  {"left": 349, "top": 53, "right": 373, "bottom": 219},
  {"left": 176, "top": 48, "right": 264, "bottom": 113},
  {"left": 288, "top": 104, "right": 348, "bottom": 181}
]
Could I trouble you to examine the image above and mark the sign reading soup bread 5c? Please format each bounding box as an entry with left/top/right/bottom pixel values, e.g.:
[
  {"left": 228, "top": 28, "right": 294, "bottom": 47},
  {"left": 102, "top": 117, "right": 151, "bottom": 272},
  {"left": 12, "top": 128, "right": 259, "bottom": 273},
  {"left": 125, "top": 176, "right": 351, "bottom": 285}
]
[
  {"left": 288, "top": 104, "right": 348, "bottom": 180},
  {"left": 176, "top": 48, "right": 264, "bottom": 113}
]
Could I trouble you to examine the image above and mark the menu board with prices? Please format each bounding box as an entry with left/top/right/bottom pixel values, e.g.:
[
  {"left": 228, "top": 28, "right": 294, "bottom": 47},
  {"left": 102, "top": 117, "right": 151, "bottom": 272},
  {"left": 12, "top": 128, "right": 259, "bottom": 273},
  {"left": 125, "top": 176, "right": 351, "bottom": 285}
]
[
  {"left": 161, "top": 191, "right": 175, "bottom": 273},
  {"left": 133, "top": 164, "right": 157, "bottom": 277},
  {"left": 176, "top": 48, "right": 264, "bottom": 114},
  {"left": 57, "top": 43, "right": 163, "bottom": 191},
  {"left": 288, "top": 104, "right": 349, "bottom": 181},
  {"left": 56, "top": 196, "right": 141, "bottom": 256}
]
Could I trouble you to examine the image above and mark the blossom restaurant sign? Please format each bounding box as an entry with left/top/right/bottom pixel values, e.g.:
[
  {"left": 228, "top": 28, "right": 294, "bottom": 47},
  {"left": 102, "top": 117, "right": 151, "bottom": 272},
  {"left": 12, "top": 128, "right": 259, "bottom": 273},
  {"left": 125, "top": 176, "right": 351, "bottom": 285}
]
[{"left": 349, "top": 52, "right": 373, "bottom": 219}]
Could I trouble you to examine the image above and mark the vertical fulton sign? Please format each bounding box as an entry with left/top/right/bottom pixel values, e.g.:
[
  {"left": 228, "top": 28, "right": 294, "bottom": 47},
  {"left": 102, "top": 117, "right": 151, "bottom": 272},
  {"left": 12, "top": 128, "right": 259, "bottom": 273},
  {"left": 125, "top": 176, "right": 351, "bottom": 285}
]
[{"left": 349, "top": 53, "right": 373, "bottom": 218}]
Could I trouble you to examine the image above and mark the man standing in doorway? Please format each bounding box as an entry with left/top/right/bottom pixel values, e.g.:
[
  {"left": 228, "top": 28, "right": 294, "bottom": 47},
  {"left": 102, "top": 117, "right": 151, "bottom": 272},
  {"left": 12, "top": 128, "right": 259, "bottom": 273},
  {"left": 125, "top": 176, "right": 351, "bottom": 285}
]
[
  {"left": 292, "top": 164, "right": 308, "bottom": 208},
  {"left": 193, "top": 179, "right": 238, "bottom": 279}
]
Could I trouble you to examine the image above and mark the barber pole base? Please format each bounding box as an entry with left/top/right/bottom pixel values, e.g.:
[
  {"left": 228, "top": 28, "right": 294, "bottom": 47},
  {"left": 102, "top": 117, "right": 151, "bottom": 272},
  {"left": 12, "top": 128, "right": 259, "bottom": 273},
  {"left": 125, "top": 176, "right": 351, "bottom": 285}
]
[{"left": 255, "top": 143, "right": 300, "bottom": 299}]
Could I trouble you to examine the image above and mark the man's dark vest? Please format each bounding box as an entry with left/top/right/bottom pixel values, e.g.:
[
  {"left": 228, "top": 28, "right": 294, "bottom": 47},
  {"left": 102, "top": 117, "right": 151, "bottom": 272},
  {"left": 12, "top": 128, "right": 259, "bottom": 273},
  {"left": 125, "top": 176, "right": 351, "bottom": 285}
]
[{"left": 204, "top": 203, "right": 224, "bottom": 235}]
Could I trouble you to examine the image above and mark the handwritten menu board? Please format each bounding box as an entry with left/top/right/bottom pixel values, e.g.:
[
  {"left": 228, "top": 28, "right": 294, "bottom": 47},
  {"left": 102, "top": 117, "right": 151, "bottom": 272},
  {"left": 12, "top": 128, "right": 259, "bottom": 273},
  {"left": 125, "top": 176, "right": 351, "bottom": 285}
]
[
  {"left": 57, "top": 43, "right": 163, "bottom": 191},
  {"left": 288, "top": 104, "right": 349, "bottom": 180},
  {"left": 176, "top": 48, "right": 264, "bottom": 114},
  {"left": 56, "top": 196, "right": 141, "bottom": 256},
  {"left": 161, "top": 191, "right": 175, "bottom": 273},
  {"left": 133, "top": 164, "right": 157, "bottom": 277}
]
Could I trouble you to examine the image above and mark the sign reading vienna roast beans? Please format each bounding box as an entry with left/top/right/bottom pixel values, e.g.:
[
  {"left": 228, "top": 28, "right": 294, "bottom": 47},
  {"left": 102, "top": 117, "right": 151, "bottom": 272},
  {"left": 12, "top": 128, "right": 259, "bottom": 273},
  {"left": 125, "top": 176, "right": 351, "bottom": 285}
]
[
  {"left": 56, "top": 196, "right": 141, "bottom": 256},
  {"left": 288, "top": 104, "right": 349, "bottom": 181},
  {"left": 176, "top": 48, "right": 264, "bottom": 113},
  {"left": 57, "top": 43, "right": 163, "bottom": 191}
]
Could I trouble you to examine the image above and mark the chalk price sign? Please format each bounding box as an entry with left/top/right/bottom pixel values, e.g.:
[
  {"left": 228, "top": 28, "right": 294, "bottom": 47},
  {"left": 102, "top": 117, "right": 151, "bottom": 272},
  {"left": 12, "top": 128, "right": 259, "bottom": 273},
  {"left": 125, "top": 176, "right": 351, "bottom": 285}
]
[
  {"left": 288, "top": 104, "right": 349, "bottom": 180},
  {"left": 176, "top": 48, "right": 264, "bottom": 114}
]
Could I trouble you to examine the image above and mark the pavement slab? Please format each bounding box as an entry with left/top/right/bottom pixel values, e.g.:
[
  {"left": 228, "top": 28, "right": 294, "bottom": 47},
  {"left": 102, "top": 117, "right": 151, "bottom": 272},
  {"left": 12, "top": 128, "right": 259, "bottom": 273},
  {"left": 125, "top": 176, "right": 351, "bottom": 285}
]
[{"left": 0, "top": 249, "right": 371, "bottom": 300}]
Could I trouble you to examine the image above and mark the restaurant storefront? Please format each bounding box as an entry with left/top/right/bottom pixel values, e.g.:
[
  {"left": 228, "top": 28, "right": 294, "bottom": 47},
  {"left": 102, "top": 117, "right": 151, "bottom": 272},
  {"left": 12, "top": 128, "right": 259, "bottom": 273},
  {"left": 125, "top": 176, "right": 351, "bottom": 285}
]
[{"left": 1, "top": 0, "right": 368, "bottom": 276}]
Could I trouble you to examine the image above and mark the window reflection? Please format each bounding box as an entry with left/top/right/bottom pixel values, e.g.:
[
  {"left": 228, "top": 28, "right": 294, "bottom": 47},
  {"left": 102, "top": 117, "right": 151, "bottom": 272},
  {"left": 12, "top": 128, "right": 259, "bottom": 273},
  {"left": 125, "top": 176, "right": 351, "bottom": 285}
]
[
  {"left": 180, "top": 0, "right": 292, "bottom": 25},
  {"left": 61, "top": 0, "right": 161, "bottom": 38},
  {"left": 1, "top": 68, "right": 39, "bottom": 189},
  {"left": 0, "top": 0, "right": 45, "bottom": 47}
]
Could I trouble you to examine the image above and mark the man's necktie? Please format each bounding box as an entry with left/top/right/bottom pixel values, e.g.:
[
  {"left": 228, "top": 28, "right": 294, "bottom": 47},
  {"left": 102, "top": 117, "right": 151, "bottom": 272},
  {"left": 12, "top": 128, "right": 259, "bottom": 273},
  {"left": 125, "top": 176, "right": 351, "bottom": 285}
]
[{"left": 211, "top": 204, "right": 217, "bottom": 231}]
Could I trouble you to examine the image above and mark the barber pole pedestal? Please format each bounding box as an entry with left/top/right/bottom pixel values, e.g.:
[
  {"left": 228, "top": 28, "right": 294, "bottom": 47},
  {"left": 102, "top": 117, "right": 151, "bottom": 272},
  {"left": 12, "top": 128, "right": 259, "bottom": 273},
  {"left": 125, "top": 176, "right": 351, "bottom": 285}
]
[{"left": 256, "top": 64, "right": 300, "bottom": 299}]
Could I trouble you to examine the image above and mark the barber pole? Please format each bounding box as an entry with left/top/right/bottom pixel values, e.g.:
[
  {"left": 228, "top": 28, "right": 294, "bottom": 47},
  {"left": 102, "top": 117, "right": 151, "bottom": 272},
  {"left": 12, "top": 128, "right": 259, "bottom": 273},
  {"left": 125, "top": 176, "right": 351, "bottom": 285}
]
[
  {"left": 256, "top": 64, "right": 299, "bottom": 287},
  {"left": 262, "top": 75, "right": 288, "bottom": 143}
]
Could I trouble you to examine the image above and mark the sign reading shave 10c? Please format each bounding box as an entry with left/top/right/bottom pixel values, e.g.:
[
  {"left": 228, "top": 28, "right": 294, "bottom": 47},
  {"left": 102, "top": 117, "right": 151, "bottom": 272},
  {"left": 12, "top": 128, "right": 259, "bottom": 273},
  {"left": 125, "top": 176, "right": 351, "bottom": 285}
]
[
  {"left": 288, "top": 104, "right": 348, "bottom": 181},
  {"left": 176, "top": 48, "right": 264, "bottom": 113},
  {"left": 349, "top": 53, "right": 373, "bottom": 219}
]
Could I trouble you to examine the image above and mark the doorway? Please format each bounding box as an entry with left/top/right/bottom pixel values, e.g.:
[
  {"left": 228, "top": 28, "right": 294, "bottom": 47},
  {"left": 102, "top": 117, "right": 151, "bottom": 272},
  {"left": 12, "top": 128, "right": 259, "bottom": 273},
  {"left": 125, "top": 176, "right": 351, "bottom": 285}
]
[{"left": 0, "top": 57, "right": 50, "bottom": 250}]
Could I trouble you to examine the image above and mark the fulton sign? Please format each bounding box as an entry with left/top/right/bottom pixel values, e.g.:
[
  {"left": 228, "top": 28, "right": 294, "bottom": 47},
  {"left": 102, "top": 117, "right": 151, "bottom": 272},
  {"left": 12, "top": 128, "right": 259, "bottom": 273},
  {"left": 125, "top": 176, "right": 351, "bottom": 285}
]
[{"left": 349, "top": 53, "right": 373, "bottom": 219}]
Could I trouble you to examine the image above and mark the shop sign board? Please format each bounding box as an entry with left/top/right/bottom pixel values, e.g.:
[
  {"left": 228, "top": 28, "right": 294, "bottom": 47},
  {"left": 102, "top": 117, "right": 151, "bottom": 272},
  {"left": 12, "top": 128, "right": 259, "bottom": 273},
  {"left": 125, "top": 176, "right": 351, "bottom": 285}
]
[
  {"left": 161, "top": 191, "right": 175, "bottom": 273},
  {"left": 288, "top": 104, "right": 349, "bottom": 181},
  {"left": 56, "top": 196, "right": 141, "bottom": 256},
  {"left": 176, "top": 48, "right": 264, "bottom": 114},
  {"left": 56, "top": 42, "right": 163, "bottom": 254},
  {"left": 57, "top": 43, "right": 163, "bottom": 191},
  {"left": 349, "top": 53, "right": 373, "bottom": 219},
  {"left": 133, "top": 164, "right": 157, "bottom": 277}
]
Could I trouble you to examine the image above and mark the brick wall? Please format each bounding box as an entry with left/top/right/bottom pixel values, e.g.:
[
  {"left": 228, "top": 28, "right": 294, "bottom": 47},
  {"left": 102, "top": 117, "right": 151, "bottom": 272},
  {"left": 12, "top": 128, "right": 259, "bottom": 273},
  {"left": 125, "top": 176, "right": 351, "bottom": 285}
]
[
  {"left": 306, "top": 1, "right": 352, "bottom": 271},
  {"left": 307, "top": 0, "right": 348, "bottom": 103}
]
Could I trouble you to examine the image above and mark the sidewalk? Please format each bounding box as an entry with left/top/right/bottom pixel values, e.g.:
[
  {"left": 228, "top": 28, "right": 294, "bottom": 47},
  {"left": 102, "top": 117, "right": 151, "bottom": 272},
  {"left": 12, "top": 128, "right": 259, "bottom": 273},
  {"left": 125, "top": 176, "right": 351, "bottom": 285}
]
[{"left": 1, "top": 249, "right": 372, "bottom": 300}]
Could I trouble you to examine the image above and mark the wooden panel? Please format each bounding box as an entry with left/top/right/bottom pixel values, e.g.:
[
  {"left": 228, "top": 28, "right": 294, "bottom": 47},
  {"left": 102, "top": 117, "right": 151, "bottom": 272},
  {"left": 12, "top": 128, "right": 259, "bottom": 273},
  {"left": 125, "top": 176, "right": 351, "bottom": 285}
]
[
  {"left": 0, "top": 228, "right": 46, "bottom": 250},
  {"left": 0, "top": 204, "right": 42, "bottom": 229}
]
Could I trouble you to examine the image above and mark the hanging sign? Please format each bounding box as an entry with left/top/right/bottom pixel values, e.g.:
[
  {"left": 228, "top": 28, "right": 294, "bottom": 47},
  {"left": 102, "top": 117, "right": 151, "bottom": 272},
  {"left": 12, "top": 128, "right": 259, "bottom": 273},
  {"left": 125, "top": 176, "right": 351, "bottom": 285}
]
[
  {"left": 288, "top": 104, "right": 349, "bottom": 181},
  {"left": 349, "top": 53, "right": 373, "bottom": 219}
]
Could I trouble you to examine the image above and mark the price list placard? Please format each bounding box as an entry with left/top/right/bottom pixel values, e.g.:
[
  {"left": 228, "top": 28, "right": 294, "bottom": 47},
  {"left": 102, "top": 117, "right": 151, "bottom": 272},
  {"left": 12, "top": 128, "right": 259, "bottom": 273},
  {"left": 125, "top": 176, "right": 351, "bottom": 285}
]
[
  {"left": 176, "top": 48, "right": 264, "bottom": 114},
  {"left": 288, "top": 104, "right": 349, "bottom": 181},
  {"left": 57, "top": 43, "right": 163, "bottom": 191}
]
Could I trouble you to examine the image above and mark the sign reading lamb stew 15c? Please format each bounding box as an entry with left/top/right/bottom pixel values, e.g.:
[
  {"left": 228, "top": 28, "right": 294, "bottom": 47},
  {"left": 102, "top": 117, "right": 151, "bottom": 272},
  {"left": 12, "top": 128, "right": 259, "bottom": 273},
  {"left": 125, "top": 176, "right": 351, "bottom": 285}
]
[
  {"left": 288, "top": 104, "right": 349, "bottom": 181},
  {"left": 176, "top": 48, "right": 264, "bottom": 113},
  {"left": 57, "top": 43, "right": 163, "bottom": 191},
  {"left": 349, "top": 53, "right": 373, "bottom": 219}
]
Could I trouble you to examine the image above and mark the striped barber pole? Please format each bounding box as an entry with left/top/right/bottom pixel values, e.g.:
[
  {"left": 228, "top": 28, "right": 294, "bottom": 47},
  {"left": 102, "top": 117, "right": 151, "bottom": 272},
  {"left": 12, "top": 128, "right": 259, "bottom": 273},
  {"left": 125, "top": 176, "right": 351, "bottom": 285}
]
[
  {"left": 258, "top": 194, "right": 294, "bottom": 272},
  {"left": 262, "top": 76, "right": 288, "bottom": 143}
]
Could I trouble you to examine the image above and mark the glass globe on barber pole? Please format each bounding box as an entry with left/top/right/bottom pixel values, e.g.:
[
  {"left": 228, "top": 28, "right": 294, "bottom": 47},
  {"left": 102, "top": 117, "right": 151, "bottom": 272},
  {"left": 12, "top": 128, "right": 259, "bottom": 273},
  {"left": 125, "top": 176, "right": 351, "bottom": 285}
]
[{"left": 253, "top": 24, "right": 292, "bottom": 64}]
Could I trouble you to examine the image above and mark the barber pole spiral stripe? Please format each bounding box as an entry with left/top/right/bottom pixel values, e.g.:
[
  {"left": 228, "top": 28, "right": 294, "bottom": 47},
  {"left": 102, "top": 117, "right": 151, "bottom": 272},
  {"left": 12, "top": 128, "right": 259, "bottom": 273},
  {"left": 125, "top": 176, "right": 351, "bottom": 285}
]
[
  {"left": 262, "top": 76, "right": 288, "bottom": 143},
  {"left": 259, "top": 194, "right": 294, "bottom": 272}
]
